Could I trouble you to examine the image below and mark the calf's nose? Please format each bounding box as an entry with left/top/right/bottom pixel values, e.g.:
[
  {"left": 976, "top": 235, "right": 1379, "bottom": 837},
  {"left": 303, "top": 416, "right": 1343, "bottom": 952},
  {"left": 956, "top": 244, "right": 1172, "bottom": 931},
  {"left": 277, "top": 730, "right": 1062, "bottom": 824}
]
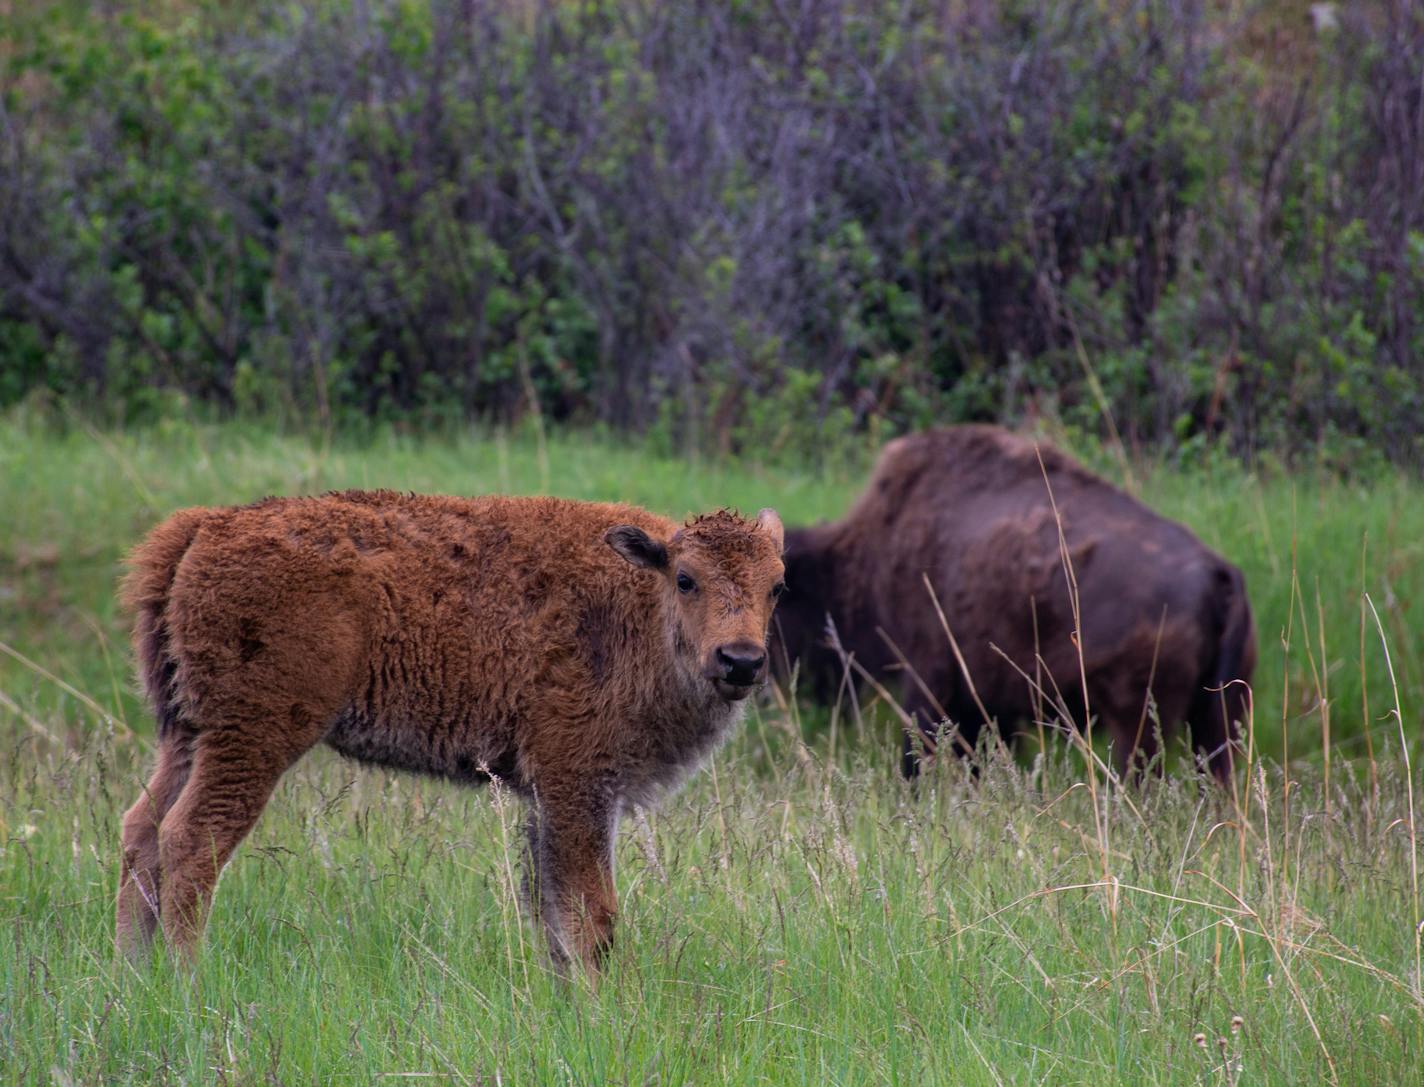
[{"left": 716, "top": 645, "right": 766, "bottom": 686}]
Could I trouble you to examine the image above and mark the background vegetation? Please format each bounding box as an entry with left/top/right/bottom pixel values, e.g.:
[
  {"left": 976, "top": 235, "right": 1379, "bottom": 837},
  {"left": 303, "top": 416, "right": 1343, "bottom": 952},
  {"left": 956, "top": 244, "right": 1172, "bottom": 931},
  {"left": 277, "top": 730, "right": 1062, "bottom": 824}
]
[{"left": 2, "top": 0, "right": 1422, "bottom": 466}]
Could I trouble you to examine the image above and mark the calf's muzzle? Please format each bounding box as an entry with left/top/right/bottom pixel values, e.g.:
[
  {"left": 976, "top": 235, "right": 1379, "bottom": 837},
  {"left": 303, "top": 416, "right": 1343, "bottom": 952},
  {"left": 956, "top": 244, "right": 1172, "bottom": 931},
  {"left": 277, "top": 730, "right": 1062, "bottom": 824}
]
[{"left": 713, "top": 642, "right": 767, "bottom": 695}]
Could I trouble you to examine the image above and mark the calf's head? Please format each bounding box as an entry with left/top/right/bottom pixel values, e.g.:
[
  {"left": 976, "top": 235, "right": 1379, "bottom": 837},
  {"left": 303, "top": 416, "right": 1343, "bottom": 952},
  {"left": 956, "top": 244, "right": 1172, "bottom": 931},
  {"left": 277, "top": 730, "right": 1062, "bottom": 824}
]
[{"left": 607, "top": 508, "right": 786, "bottom": 701}]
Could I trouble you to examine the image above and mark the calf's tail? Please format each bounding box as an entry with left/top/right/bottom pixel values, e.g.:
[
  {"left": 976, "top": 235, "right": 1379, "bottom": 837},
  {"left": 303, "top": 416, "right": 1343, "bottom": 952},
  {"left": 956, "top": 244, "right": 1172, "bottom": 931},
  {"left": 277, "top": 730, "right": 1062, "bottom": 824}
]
[
  {"left": 121, "top": 508, "right": 208, "bottom": 741},
  {"left": 1191, "top": 562, "right": 1256, "bottom": 782}
]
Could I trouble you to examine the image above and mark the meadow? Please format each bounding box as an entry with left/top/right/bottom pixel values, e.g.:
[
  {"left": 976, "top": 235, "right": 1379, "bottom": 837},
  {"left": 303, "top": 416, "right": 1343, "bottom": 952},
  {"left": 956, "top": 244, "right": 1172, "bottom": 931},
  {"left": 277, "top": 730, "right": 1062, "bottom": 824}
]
[{"left": 2, "top": 417, "right": 1422, "bottom": 1084}]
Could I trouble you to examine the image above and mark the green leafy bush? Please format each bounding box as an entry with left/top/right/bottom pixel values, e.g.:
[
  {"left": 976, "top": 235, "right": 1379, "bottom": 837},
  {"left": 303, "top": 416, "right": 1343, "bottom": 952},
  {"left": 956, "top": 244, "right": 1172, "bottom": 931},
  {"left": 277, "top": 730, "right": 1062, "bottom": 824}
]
[{"left": 0, "top": 0, "right": 1419, "bottom": 465}]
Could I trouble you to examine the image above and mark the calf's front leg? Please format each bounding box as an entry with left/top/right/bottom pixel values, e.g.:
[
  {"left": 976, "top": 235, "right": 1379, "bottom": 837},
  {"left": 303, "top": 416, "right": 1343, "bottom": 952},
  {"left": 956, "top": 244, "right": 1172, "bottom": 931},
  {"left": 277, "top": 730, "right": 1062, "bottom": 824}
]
[{"left": 526, "top": 786, "right": 619, "bottom": 972}]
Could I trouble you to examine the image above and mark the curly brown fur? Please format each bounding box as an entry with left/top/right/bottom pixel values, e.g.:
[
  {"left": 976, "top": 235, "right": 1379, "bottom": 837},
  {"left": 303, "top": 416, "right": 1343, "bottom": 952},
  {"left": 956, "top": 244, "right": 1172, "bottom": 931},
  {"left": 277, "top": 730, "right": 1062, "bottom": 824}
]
[
  {"left": 117, "top": 493, "right": 785, "bottom": 970},
  {"left": 773, "top": 426, "right": 1255, "bottom": 782}
]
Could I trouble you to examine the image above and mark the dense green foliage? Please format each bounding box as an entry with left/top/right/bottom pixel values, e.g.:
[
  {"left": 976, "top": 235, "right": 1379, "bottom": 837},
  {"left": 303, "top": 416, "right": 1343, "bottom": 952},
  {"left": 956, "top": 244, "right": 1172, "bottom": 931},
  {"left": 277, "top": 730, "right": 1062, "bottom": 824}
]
[{"left": 2, "top": 1, "right": 1422, "bottom": 465}]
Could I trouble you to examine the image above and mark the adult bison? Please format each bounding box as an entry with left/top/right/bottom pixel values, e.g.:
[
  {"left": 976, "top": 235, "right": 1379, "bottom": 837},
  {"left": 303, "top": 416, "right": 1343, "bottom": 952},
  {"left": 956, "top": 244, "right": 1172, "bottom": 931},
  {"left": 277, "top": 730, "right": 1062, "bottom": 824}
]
[
  {"left": 117, "top": 492, "right": 785, "bottom": 971},
  {"left": 773, "top": 427, "right": 1254, "bottom": 781}
]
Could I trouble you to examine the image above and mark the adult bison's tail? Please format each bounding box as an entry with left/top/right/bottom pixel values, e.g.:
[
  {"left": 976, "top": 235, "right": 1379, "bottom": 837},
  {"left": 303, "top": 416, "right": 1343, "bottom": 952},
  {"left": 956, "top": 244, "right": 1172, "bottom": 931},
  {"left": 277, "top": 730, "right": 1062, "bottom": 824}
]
[
  {"left": 1190, "top": 562, "right": 1256, "bottom": 782},
  {"left": 121, "top": 508, "right": 208, "bottom": 741}
]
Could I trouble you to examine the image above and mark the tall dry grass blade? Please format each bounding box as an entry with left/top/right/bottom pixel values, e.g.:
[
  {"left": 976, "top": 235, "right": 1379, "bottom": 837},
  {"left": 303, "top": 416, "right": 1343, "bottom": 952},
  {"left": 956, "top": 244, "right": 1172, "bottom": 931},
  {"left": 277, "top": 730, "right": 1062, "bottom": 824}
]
[
  {"left": 1192, "top": 863, "right": 1339, "bottom": 1084},
  {"left": 1032, "top": 444, "right": 1110, "bottom": 902},
  {"left": 1230, "top": 681, "right": 1256, "bottom": 913},
  {"left": 840, "top": 653, "right": 959, "bottom": 759},
  {"left": 946, "top": 880, "right": 1251, "bottom": 943},
  {"left": 1275, "top": 526, "right": 1300, "bottom": 890},
  {"left": 60, "top": 402, "right": 161, "bottom": 514},
  {"left": 1030, "top": 595, "right": 1047, "bottom": 761},
  {"left": 961, "top": 1020, "right": 1008, "bottom": 1086},
  {"left": 489, "top": 779, "right": 532, "bottom": 994},
  {"left": 0, "top": 687, "right": 60, "bottom": 743},
  {"left": 825, "top": 615, "right": 968, "bottom": 759},
  {"left": 80, "top": 611, "right": 131, "bottom": 738},
  {"left": 986, "top": 645, "right": 1148, "bottom": 828},
  {"left": 819, "top": 615, "right": 864, "bottom": 741},
  {"left": 1315, "top": 581, "right": 1332, "bottom": 824},
  {"left": 1292, "top": 575, "right": 1327, "bottom": 852},
  {"left": 874, "top": 625, "right": 948, "bottom": 723},
  {"left": 0, "top": 639, "right": 143, "bottom": 747},
  {"left": 887, "top": 605, "right": 1016, "bottom": 768},
  {"left": 1367, "top": 593, "right": 1421, "bottom": 998},
  {"left": 1260, "top": 933, "right": 1338, "bottom": 1083},
  {"left": 1129, "top": 607, "right": 1169, "bottom": 774},
  {"left": 918, "top": 573, "right": 994, "bottom": 731},
  {"left": 1360, "top": 534, "right": 1379, "bottom": 819}
]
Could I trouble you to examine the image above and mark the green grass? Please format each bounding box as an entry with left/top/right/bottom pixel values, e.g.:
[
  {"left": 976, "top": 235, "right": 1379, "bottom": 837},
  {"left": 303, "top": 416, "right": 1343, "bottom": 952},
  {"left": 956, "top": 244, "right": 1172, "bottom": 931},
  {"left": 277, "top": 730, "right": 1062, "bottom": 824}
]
[
  {"left": 2, "top": 416, "right": 1423, "bottom": 1083},
  {"left": 2, "top": 414, "right": 1419, "bottom": 760}
]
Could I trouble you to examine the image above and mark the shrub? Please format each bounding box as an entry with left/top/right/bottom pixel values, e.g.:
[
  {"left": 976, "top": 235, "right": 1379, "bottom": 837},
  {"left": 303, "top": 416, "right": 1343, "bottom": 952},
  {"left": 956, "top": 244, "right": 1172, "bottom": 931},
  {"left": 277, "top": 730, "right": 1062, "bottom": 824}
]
[{"left": 0, "top": 0, "right": 1419, "bottom": 465}]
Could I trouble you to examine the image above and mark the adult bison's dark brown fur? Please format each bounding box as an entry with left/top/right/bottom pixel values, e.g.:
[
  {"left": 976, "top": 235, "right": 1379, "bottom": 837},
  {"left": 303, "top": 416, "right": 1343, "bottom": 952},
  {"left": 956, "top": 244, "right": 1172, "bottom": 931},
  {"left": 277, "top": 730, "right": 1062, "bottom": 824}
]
[
  {"left": 773, "top": 427, "right": 1255, "bottom": 781},
  {"left": 117, "top": 492, "right": 785, "bottom": 970}
]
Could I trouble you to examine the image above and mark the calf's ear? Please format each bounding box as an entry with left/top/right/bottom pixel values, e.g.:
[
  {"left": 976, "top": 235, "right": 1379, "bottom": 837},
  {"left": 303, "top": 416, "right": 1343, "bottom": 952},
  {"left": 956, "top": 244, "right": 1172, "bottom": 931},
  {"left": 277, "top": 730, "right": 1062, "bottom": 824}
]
[
  {"left": 755, "top": 508, "right": 785, "bottom": 553},
  {"left": 605, "top": 525, "right": 669, "bottom": 570}
]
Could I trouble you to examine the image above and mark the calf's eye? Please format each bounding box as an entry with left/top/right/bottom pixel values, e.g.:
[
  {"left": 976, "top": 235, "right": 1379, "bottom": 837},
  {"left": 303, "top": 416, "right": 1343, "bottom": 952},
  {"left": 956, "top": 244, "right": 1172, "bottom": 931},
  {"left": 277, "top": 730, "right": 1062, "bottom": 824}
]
[
  {"left": 771, "top": 581, "right": 786, "bottom": 600},
  {"left": 676, "top": 572, "right": 696, "bottom": 594}
]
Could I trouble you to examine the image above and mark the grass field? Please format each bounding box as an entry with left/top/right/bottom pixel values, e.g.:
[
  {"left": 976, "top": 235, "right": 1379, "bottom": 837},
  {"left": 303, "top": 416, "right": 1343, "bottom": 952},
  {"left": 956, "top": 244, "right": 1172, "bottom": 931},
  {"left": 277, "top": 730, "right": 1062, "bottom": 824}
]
[{"left": 2, "top": 417, "right": 1423, "bottom": 1083}]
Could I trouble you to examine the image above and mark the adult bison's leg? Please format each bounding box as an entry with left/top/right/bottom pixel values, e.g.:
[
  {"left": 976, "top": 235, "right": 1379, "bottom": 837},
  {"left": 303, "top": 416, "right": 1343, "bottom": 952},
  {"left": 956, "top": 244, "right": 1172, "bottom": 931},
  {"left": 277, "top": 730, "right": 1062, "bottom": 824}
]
[
  {"left": 1102, "top": 679, "right": 1189, "bottom": 782},
  {"left": 116, "top": 733, "right": 194, "bottom": 959},
  {"left": 900, "top": 730, "right": 923, "bottom": 780},
  {"left": 900, "top": 682, "right": 982, "bottom": 780},
  {"left": 526, "top": 786, "right": 618, "bottom": 972},
  {"left": 156, "top": 707, "right": 324, "bottom": 960},
  {"left": 899, "top": 692, "right": 945, "bottom": 780},
  {"left": 1107, "top": 709, "right": 1161, "bottom": 781}
]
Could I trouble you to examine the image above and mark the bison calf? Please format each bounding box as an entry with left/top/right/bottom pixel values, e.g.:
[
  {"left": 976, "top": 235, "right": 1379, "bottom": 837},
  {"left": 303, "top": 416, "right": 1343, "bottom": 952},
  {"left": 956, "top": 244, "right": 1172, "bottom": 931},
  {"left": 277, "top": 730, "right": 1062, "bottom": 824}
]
[
  {"left": 117, "top": 492, "right": 785, "bottom": 970},
  {"left": 774, "top": 427, "right": 1255, "bottom": 781}
]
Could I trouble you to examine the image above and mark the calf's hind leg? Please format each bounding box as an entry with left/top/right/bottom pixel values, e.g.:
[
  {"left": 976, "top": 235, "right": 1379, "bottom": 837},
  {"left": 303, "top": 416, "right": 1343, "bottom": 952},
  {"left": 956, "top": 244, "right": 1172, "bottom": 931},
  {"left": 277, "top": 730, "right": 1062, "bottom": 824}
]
[
  {"left": 116, "top": 734, "right": 194, "bottom": 959},
  {"left": 157, "top": 711, "right": 325, "bottom": 960}
]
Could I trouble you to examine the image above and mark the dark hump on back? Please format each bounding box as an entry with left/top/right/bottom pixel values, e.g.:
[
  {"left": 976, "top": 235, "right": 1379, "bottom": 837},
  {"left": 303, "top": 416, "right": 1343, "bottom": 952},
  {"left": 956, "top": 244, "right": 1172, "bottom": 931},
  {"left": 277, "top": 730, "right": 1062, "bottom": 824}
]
[
  {"left": 844, "top": 426, "right": 1057, "bottom": 533},
  {"left": 850, "top": 426, "right": 1217, "bottom": 562},
  {"left": 854, "top": 426, "right": 1051, "bottom": 498},
  {"left": 940, "top": 426, "right": 1110, "bottom": 498}
]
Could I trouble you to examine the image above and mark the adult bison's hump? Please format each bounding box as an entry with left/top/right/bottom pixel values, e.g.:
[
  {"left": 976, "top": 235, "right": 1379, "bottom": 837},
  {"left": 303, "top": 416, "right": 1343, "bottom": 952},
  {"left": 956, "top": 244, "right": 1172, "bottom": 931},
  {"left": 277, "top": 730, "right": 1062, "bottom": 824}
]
[
  {"left": 856, "top": 427, "right": 1227, "bottom": 686},
  {"left": 860, "top": 427, "right": 1196, "bottom": 540}
]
